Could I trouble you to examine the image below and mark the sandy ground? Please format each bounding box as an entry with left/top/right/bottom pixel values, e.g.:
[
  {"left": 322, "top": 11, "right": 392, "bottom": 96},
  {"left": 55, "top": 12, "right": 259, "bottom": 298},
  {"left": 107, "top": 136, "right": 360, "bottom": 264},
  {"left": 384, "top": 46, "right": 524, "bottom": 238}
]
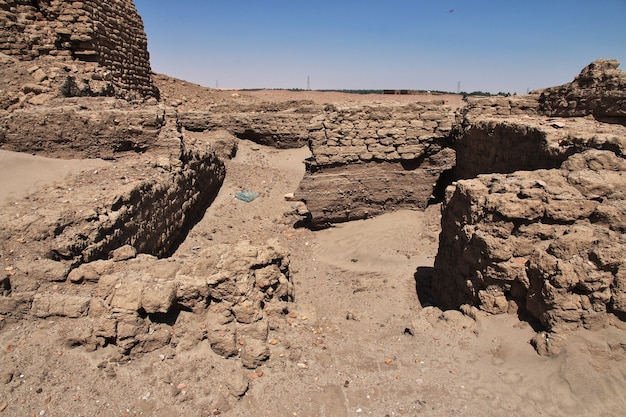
[
  {"left": 0, "top": 113, "right": 625, "bottom": 416},
  {"left": 0, "top": 150, "right": 110, "bottom": 203}
]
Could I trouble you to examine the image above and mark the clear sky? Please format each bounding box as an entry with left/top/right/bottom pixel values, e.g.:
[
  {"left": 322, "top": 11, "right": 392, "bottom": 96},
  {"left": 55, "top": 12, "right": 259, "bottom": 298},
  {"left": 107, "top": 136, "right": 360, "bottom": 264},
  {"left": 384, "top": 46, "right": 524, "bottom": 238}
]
[{"left": 133, "top": 0, "right": 626, "bottom": 94}]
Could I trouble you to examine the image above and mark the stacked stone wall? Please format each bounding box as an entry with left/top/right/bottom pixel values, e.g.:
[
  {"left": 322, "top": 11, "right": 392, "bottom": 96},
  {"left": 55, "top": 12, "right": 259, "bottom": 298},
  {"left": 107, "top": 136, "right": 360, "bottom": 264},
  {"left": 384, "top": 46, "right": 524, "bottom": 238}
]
[
  {"left": 297, "top": 103, "right": 456, "bottom": 227},
  {"left": 307, "top": 103, "right": 454, "bottom": 168},
  {"left": 0, "top": 0, "right": 157, "bottom": 99}
]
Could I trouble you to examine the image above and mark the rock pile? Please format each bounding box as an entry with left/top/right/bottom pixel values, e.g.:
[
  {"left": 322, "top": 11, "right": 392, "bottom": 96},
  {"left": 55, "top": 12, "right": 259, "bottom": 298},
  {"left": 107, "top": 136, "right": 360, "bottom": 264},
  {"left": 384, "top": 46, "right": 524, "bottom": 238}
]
[{"left": 24, "top": 239, "right": 293, "bottom": 363}]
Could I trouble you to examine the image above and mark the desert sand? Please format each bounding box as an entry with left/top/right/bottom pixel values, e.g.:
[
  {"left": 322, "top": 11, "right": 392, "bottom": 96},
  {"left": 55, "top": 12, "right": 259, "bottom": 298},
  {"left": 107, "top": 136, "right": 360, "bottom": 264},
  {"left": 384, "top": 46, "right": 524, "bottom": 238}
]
[{"left": 0, "top": 150, "right": 110, "bottom": 203}]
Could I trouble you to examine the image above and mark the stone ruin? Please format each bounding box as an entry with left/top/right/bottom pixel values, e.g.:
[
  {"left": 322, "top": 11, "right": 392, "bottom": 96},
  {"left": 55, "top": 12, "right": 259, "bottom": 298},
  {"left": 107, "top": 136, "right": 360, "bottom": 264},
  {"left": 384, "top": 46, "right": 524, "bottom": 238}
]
[
  {"left": 0, "top": 0, "right": 296, "bottom": 367},
  {"left": 432, "top": 59, "right": 626, "bottom": 354},
  {"left": 0, "top": 0, "right": 624, "bottom": 362},
  {"left": 0, "top": 0, "right": 158, "bottom": 100}
]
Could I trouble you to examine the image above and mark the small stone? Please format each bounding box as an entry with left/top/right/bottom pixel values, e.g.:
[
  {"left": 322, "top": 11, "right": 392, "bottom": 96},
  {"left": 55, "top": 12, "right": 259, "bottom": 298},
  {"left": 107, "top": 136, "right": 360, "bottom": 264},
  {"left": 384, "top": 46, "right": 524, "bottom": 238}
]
[
  {"left": 2, "top": 372, "right": 13, "bottom": 384},
  {"left": 384, "top": 358, "right": 393, "bottom": 364},
  {"left": 296, "top": 362, "right": 308, "bottom": 369}
]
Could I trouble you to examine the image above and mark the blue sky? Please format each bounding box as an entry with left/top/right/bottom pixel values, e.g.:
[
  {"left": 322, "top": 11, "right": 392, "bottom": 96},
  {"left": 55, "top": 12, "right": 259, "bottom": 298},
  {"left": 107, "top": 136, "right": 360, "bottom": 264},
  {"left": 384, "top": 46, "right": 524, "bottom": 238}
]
[{"left": 134, "top": 1, "right": 626, "bottom": 94}]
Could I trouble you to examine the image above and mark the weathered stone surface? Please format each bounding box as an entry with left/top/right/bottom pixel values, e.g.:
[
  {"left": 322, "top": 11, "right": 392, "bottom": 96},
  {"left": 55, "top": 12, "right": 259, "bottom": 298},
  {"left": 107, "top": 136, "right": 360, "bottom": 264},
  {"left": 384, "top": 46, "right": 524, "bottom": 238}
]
[
  {"left": 14, "top": 259, "right": 69, "bottom": 282},
  {"left": 31, "top": 292, "right": 90, "bottom": 318},
  {"left": 433, "top": 150, "right": 626, "bottom": 341},
  {"left": 240, "top": 339, "right": 270, "bottom": 369},
  {"left": 179, "top": 101, "right": 322, "bottom": 149},
  {"left": 141, "top": 280, "right": 177, "bottom": 314},
  {"left": 454, "top": 108, "right": 626, "bottom": 180},
  {"left": 0, "top": 103, "right": 167, "bottom": 158},
  {"left": 109, "top": 244, "right": 137, "bottom": 261},
  {"left": 298, "top": 152, "right": 454, "bottom": 228},
  {"left": 207, "top": 323, "right": 239, "bottom": 358},
  {"left": 538, "top": 59, "right": 626, "bottom": 122},
  {"left": 68, "top": 260, "right": 114, "bottom": 283}
]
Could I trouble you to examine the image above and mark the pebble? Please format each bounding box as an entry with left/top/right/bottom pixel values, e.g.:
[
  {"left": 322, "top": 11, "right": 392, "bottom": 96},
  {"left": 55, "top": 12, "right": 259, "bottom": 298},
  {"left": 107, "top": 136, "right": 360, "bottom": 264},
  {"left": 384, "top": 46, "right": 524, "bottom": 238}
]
[
  {"left": 2, "top": 372, "right": 13, "bottom": 384},
  {"left": 296, "top": 363, "right": 308, "bottom": 369}
]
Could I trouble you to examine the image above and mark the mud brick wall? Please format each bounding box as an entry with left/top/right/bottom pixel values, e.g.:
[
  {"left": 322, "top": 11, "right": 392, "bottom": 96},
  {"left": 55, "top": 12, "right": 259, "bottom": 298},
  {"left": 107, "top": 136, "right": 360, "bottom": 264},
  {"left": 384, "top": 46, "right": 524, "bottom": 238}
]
[
  {"left": 179, "top": 102, "right": 324, "bottom": 149},
  {"left": 461, "top": 95, "right": 540, "bottom": 118},
  {"left": 307, "top": 103, "right": 454, "bottom": 167},
  {"left": 0, "top": 0, "right": 157, "bottom": 99},
  {"left": 433, "top": 150, "right": 626, "bottom": 346},
  {"left": 297, "top": 103, "right": 456, "bottom": 227},
  {"left": 0, "top": 129, "right": 226, "bottom": 268}
]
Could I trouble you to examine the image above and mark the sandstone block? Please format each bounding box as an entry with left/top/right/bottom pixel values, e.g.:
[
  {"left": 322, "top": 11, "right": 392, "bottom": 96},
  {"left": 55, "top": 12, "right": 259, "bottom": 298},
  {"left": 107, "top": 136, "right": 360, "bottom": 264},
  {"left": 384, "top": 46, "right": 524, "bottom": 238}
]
[
  {"left": 68, "top": 259, "right": 114, "bottom": 283},
  {"left": 110, "top": 278, "right": 144, "bottom": 311},
  {"left": 109, "top": 244, "right": 137, "bottom": 261},
  {"left": 15, "top": 259, "right": 70, "bottom": 283},
  {"left": 141, "top": 280, "right": 176, "bottom": 314},
  {"left": 31, "top": 292, "right": 90, "bottom": 318},
  {"left": 207, "top": 324, "right": 238, "bottom": 358},
  {"left": 240, "top": 339, "right": 270, "bottom": 369}
]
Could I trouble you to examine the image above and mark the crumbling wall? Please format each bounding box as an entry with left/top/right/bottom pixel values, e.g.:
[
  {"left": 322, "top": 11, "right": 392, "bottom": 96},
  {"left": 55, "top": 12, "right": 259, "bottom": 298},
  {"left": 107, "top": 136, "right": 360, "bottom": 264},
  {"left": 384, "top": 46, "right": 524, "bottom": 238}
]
[
  {"left": 432, "top": 60, "right": 626, "bottom": 354},
  {"left": 0, "top": 118, "right": 227, "bottom": 268},
  {"left": 538, "top": 59, "right": 626, "bottom": 123},
  {"left": 296, "top": 103, "right": 456, "bottom": 227},
  {"left": 2, "top": 238, "right": 293, "bottom": 363},
  {"left": 453, "top": 118, "right": 626, "bottom": 179},
  {"left": 0, "top": 0, "right": 157, "bottom": 99},
  {"left": 433, "top": 151, "right": 626, "bottom": 347},
  {"left": 179, "top": 101, "right": 323, "bottom": 149},
  {"left": 0, "top": 100, "right": 166, "bottom": 158}
]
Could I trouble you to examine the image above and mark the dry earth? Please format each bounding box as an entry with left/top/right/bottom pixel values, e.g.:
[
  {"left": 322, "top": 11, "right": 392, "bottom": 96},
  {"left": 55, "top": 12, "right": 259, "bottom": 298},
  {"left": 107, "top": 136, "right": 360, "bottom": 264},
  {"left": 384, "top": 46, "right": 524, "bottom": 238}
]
[{"left": 0, "top": 84, "right": 624, "bottom": 417}]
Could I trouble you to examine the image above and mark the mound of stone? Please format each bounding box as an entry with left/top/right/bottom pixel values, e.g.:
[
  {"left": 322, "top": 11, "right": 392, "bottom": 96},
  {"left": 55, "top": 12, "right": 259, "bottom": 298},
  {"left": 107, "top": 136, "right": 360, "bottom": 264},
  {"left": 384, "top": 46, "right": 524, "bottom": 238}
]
[{"left": 23, "top": 239, "right": 293, "bottom": 364}]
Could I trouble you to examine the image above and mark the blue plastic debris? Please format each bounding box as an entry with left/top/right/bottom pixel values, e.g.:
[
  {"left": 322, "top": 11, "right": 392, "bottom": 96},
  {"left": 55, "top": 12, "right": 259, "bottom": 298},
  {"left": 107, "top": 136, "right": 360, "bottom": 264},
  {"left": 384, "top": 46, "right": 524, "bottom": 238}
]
[{"left": 235, "top": 190, "right": 259, "bottom": 203}]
